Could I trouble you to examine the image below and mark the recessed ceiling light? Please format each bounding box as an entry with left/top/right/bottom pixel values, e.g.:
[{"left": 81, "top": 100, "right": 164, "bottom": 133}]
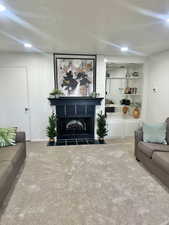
[
  {"left": 0, "top": 4, "right": 6, "bottom": 12},
  {"left": 24, "top": 43, "right": 32, "bottom": 48},
  {"left": 166, "top": 18, "right": 169, "bottom": 23},
  {"left": 121, "top": 47, "right": 128, "bottom": 52}
]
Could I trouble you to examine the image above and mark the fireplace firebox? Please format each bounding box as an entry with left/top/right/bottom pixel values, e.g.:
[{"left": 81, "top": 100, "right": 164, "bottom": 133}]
[
  {"left": 48, "top": 97, "right": 103, "bottom": 145},
  {"left": 58, "top": 117, "right": 94, "bottom": 140}
]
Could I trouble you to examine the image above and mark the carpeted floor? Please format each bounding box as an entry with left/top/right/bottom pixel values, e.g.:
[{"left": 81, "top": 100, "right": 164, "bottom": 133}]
[{"left": 0, "top": 139, "right": 169, "bottom": 225}]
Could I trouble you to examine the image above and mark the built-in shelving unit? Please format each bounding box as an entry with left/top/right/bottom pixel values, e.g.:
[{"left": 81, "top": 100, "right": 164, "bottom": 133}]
[{"left": 105, "top": 62, "right": 144, "bottom": 138}]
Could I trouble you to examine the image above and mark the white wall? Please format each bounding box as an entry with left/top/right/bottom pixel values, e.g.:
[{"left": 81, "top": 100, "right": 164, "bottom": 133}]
[
  {"left": 0, "top": 53, "right": 106, "bottom": 141},
  {"left": 95, "top": 55, "right": 106, "bottom": 137},
  {"left": 0, "top": 52, "right": 149, "bottom": 140},
  {"left": 96, "top": 55, "right": 106, "bottom": 112},
  {"left": 0, "top": 53, "right": 54, "bottom": 141},
  {"left": 145, "top": 50, "right": 169, "bottom": 123}
]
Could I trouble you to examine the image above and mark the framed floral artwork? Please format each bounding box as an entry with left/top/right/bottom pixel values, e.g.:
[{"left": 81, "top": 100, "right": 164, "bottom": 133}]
[{"left": 54, "top": 53, "right": 96, "bottom": 97}]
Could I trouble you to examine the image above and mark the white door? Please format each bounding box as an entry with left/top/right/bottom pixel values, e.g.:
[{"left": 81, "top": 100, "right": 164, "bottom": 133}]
[{"left": 0, "top": 67, "right": 31, "bottom": 140}]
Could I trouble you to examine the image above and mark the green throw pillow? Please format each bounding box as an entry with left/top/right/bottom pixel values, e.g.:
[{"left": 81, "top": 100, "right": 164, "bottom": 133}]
[
  {"left": 143, "top": 122, "right": 167, "bottom": 144},
  {"left": 0, "top": 128, "right": 17, "bottom": 147}
]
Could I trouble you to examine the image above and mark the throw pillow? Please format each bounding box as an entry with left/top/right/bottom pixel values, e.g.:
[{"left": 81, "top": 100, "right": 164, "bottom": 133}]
[
  {"left": 0, "top": 128, "right": 17, "bottom": 147},
  {"left": 143, "top": 122, "right": 167, "bottom": 144}
]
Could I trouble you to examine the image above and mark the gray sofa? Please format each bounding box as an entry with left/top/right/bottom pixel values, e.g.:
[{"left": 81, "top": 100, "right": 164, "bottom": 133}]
[
  {"left": 0, "top": 132, "right": 26, "bottom": 206},
  {"left": 135, "top": 118, "right": 169, "bottom": 189}
]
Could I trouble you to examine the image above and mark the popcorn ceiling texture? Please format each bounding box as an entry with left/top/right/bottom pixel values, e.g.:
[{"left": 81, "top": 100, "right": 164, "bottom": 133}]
[{"left": 0, "top": 141, "right": 169, "bottom": 225}]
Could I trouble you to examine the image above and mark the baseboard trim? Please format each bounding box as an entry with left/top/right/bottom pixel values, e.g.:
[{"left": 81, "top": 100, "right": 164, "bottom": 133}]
[{"left": 30, "top": 139, "right": 48, "bottom": 142}]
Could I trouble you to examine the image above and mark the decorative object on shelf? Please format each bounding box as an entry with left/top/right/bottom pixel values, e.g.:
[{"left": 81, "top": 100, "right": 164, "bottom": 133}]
[
  {"left": 126, "top": 72, "right": 131, "bottom": 78},
  {"left": 90, "top": 91, "right": 100, "bottom": 98},
  {"left": 105, "top": 106, "right": 115, "bottom": 115},
  {"left": 132, "top": 107, "right": 140, "bottom": 118},
  {"left": 97, "top": 111, "right": 108, "bottom": 144},
  {"left": 105, "top": 99, "right": 114, "bottom": 104},
  {"left": 46, "top": 112, "right": 57, "bottom": 145},
  {"left": 53, "top": 53, "right": 96, "bottom": 97},
  {"left": 49, "top": 88, "right": 64, "bottom": 98},
  {"left": 132, "top": 103, "right": 141, "bottom": 119},
  {"left": 124, "top": 87, "right": 137, "bottom": 94},
  {"left": 120, "top": 99, "right": 131, "bottom": 105},
  {"left": 122, "top": 106, "right": 129, "bottom": 114},
  {"left": 105, "top": 99, "right": 115, "bottom": 116},
  {"left": 124, "top": 87, "right": 131, "bottom": 94},
  {"left": 132, "top": 72, "right": 139, "bottom": 77}
]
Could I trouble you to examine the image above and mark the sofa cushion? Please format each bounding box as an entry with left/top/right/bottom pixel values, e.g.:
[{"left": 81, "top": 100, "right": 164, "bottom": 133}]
[
  {"left": 0, "top": 161, "right": 13, "bottom": 185},
  {"left": 0, "top": 161, "right": 14, "bottom": 204},
  {"left": 138, "top": 141, "right": 169, "bottom": 158},
  {"left": 143, "top": 122, "right": 167, "bottom": 144},
  {"left": 0, "top": 143, "right": 24, "bottom": 167},
  {"left": 152, "top": 152, "right": 169, "bottom": 175}
]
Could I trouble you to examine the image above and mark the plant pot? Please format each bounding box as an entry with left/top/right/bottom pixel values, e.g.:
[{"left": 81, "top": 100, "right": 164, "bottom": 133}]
[
  {"left": 98, "top": 138, "right": 105, "bottom": 144},
  {"left": 48, "top": 138, "right": 55, "bottom": 146},
  {"left": 49, "top": 94, "right": 61, "bottom": 98},
  {"left": 132, "top": 107, "right": 140, "bottom": 119},
  {"left": 49, "top": 137, "right": 55, "bottom": 142},
  {"left": 55, "top": 94, "right": 61, "bottom": 98},
  {"left": 49, "top": 95, "right": 55, "bottom": 99}
]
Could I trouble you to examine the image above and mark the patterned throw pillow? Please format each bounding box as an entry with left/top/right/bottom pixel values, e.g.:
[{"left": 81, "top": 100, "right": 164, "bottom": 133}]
[{"left": 0, "top": 128, "right": 17, "bottom": 147}]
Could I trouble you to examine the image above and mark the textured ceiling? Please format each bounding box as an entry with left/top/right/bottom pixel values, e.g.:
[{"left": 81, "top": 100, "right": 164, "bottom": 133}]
[{"left": 1, "top": 0, "right": 169, "bottom": 55}]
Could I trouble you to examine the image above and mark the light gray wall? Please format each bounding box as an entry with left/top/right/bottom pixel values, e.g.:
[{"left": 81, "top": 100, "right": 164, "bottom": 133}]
[{"left": 145, "top": 50, "right": 169, "bottom": 123}]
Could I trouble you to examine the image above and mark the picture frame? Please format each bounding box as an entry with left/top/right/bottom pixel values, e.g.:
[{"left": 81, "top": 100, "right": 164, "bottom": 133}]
[{"left": 53, "top": 53, "right": 96, "bottom": 97}]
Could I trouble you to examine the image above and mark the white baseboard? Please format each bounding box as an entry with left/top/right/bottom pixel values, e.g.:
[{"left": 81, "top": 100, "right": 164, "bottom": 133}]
[{"left": 30, "top": 139, "right": 48, "bottom": 142}]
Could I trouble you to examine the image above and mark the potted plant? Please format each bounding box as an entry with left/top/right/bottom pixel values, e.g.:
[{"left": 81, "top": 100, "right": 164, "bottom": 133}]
[
  {"left": 46, "top": 112, "right": 57, "bottom": 145},
  {"left": 97, "top": 111, "right": 108, "bottom": 144},
  {"left": 90, "top": 92, "right": 100, "bottom": 98},
  {"left": 49, "top": 88, "right": 64, "bottom": 98}
]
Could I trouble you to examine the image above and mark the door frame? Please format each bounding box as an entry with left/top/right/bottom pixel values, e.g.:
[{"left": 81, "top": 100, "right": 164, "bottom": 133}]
[{"left": 0, "top": 66, "right": 31, "bottom": 140}]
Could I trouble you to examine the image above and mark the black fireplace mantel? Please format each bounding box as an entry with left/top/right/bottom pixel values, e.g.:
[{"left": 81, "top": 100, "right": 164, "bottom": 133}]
[
  {"left": 48, "top": 97, "right": 103, "bottom": 118},
  {"left": 48, "top": 97, "right": 103, "bottom": 106},
  {"left": 48, "top": 97, "right": 103, "bottom": 141}
]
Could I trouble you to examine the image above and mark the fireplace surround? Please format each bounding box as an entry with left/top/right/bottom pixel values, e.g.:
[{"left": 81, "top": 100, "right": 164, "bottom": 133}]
[{"left": 48, "top": 97, "right": 103, "bottom": 145}]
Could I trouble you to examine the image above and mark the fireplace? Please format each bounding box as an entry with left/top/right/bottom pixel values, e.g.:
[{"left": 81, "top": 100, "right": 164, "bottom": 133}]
[
  {"left": 48, "top": 97, "right": 103, "bottom": 145},
  {"left": 58, "top": 117, "right": 94, "bottom": 140}
]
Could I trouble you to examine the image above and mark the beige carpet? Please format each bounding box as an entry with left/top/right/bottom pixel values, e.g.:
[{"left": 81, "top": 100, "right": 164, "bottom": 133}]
[{"left": 0, "top": 140, "right": 169, "bottom": 225}]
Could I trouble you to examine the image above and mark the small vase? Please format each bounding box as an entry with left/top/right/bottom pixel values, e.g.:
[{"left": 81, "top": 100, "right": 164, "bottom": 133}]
[
  {"left": 132, "top": 107, "right": 140, "bottom": 119},
  {"left": 122, "top": 106, "right": 129, "bottom": 114}
]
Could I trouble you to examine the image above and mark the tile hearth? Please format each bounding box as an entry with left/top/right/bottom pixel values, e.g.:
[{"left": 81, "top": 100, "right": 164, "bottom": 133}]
[{"left": 49, "top": 138, "right": 100, "bottom": 146}]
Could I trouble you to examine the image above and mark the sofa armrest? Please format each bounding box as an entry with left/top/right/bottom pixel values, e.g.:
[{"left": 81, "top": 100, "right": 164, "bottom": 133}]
[
  {"left": 135, "top": 127, "right": 143, "bottom": 145},
  {"left": 16, "top": 132, "right": 26, "bottom": 143},
  {"left": 135, "top": 127, "right": 143, "bottom": 160}
]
